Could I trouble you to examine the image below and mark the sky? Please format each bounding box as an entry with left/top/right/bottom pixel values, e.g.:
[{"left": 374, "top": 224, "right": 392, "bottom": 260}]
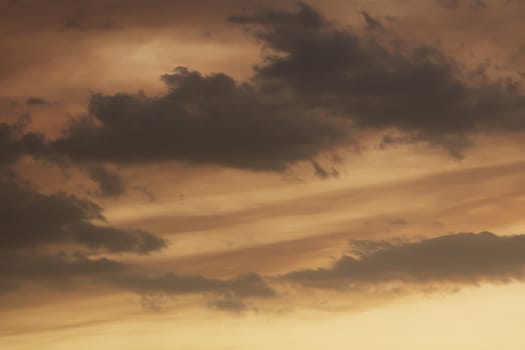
[{"left": 2, "top": 0, "right": 525, "bottom": 349}]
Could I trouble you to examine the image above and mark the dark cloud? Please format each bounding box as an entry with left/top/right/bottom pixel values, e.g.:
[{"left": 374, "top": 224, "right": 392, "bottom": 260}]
[
  {"left": 3, "top": 3, "right": 524, "bottom": 169},
  {"left": 0, "top": 172, "right": 274, "bottom": 304},
  {"left": 114, "top": 272, "right": 275, "bottom": 299},
  {"left": 49, "top": 67, "right": 346, "bottom": 171},
  {"left": 0, "top": 174, "right": 274, "bottom": 302},
  {"left": 2, "top": 2, "right": 524, "bottom": 173},
  {"left": 360, "top": 11, "right": 385, "bottom": 32},
  {"left": 0, "top": 172, "right": 165, "bottom": 253},
  {"left": 0, "top": 251, "right": 276, "bottom": 305},
  {"left": 0, "top": 116, "right": 45, "bottom": 167},
  {"left": 25, "top": 97, "right": 50, "bottom": 106},
  {"left": 311, "top": 160, "right": 338, "bottom": 179},
  {"left": 233, "top": 3, "right": 525, "bottom": 157},
  {"left": 87, "top": 165, "right": 126, "bottom": 197},
  {"left": 311, "top": 160, "right": 330, "bottom": 179},
  {"left": 0, "top": 252, "right": 126, "bottom": 292},
  {"left": 285, "top": 232, "right": 525, "bottom": 287}
]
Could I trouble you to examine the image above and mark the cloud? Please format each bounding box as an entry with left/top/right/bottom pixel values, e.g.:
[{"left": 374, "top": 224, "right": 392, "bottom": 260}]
[
  {"left": 208, "top": 296, "right": 251, "bottom": 313},
  {"left": 49, "top": 67, "right": 347, "bottom": 171},
  {"left": 0, "top": 172, "right": 165, "bottom": 254},
  {"left": 311, "top": 160, "right": 338, "bottom": 179},
  {"left": 232, "top": 3, "right": 525, "bottom": 157},
  {"left": 360, "top": 11, "right": 385, "bottom": 32},
  {"left": 87, "top": 165, "right": 126, "bottom": 197},
  {"left": 25, "top": 97, "right": 50, "bottom": 106},
  {"left": 0, "top": 253, "right": 126, "bottom": 292},
  {"left": 285, "top": 232, "right": 525, "bottom": 288},
  {"left": 0, "top": 251, "right": 276, "bottom": 305},
  {"left": 0, "top": 172, "right": 274, "bottom": 303},
  {"left": 4, "top": 2, "right": 525, "bottom": 172},
  {"left": 0, "top": 116, "right": 45, "bottom": 167},
  {"left": 113, "top": 272, "right": 275, "bottom": 299}
]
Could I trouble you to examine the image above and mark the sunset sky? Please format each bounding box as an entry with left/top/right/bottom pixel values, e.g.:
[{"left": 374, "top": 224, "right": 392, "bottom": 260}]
[{"left": 3, "top": 0, "right": 525, "bottom": 349}]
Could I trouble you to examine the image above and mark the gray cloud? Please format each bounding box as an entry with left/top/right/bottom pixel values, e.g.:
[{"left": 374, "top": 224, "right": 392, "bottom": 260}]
[
  {"left": 0, "top": 116, "right": 45, "bottom": 167},
  {"left": 360, "top": 11, "right": 385, "bottom": 32},
  {"left": 232, "top": 3, "right": 525, "bottom": 157},
  {"left": 4, "top": 3, "right": 525, "bottom": 170},
  {"left": 114, "top": 272, "right": 275, "bottom": 299},
  {"left": 49, "top": 67, "right": 347, "bottom": 171},
  {"left": 0, "top": 252, "right": 126, "bottom": 292},
  {"left": 311, "top": 160, "right": 338, "bottom": 179},
  {"left": 0, "top": 172, "right": 165, "bottom": 254},
  {"left": 285, "top": 232, "right": 525, "bottom": 287},
  {"left": 87, "top": 165, "right": 126, "bottom": 197},
  {"left": 0, "top": 251, "right": 276, "bottom": 304},
  {"left": 25, "top": 97, "right": 50, "bottom": 106}
]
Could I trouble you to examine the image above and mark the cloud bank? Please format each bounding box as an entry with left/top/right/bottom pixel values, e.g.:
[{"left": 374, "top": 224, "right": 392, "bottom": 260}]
[{"left": 286, "top": 232, "right": 525, "bottom": 288}]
